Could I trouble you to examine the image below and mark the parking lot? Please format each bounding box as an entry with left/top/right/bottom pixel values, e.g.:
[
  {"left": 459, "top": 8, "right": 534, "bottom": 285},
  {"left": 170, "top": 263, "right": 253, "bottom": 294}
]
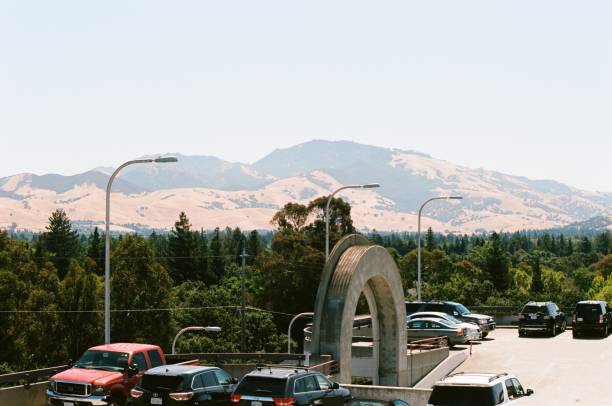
[{"left": 454, "top": 328, "right": 612, "bottom": 405}]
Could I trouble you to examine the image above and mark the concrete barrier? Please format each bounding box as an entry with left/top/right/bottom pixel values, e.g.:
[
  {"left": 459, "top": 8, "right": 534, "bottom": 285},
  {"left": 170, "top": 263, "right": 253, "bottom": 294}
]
[
  {"left": 0, "top": 381, "right": 47, "bottom": 406},
  {"left": 414, "top": 350, "right": 468, "bottom": 389},
  {"left": 341, "top": 384, "right": 432, "bottom": 406}
]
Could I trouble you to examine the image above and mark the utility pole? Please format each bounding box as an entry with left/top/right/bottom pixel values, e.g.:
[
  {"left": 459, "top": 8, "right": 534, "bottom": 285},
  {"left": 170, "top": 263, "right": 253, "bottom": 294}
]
[{"left": 240, "top": 247, "right": 248, "bottom": 353}]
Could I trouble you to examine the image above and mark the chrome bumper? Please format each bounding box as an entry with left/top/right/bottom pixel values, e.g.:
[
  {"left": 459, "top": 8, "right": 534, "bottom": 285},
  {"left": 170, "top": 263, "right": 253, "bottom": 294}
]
[{"left": 47, "top": 389, "right": 110, "bottom": 406}]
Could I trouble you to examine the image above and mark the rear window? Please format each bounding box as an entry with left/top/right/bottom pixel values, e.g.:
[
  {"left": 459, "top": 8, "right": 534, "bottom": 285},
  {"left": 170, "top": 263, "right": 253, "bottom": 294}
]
[
  {"left": 235, "top": 376, "right": 287, "bottom": 397},
  {"left": 405, "top": 303, "right": 424, "bottom": 314},
  {"left": 429, "top": 383, "right": 504, "bottom": 406},
  {"left": 576, "top": 304, "right": 603, "bottom": 316},
  {"left": 522, "top": 305, "right": 548, "bottom": 314},
  {"left": 140, "top": 374, "right": 185, "bottom": 392},
  {"left": 423, "top": 303, "right": 445, "bottom": 312}
]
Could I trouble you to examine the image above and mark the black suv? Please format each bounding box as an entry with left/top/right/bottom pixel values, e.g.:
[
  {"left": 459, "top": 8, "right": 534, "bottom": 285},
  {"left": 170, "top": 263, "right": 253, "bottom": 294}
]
[
  {"left": 231, "top": 367, "right": 350, "bottom": 406},
  {"left": 405, "top": 301, "right": 496, "bottom": 338},
  {"left": 518, "top": 301, "right": 566, "bottom": 337},
  {"left": 573, "top": 300, "right": 612, "bottom": 338},
  {"left": 129, "top": 365, "right": 237, "bottom": 406}
]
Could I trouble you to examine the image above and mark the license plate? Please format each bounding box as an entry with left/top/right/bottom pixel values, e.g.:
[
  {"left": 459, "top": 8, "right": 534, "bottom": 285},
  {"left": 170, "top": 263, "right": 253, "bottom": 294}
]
[
  {"left": 63, "top": 403, "right": 74, "bottom": 406},
  {"left": 530, "top": 314, "right": 537, "bottom": 319},
  {"left": 151, "top": 398, "right": 163, "bottom": 405},
  {"left": 252, "top": 401, "right": 262, "bottom": 406},
  {"left": 577, "top": 318, "right": 583, "bottom": 322}
]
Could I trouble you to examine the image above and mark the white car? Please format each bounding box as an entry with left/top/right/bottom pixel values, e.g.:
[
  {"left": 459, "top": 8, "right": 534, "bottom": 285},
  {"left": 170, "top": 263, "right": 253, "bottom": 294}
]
[
  {"left": 407, "top": 312, "right": 482, "bottom": 341},
  {"left": 428, "top": 372, "right": 534, "bottom": 405}
]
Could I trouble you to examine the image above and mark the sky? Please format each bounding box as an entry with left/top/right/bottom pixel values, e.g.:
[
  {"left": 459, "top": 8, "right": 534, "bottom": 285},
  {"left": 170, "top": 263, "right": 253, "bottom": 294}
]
[{"left": 1, "top": 1, "right": 610, "bottom": 192}]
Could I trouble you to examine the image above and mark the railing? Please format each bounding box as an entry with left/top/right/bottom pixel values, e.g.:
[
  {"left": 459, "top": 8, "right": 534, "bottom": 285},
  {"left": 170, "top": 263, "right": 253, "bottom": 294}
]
[
  {"left": 0, "top": 365, "right": 68, "bottom": 387},
  {"left": 310, "top": 360, "right": 339, "bottom": 376},
  {"left": 407, "top": 336, "right": 449, "bottom": 353},
  {"left": 165, "top": 353, "right": 306, "bottom": 365}
]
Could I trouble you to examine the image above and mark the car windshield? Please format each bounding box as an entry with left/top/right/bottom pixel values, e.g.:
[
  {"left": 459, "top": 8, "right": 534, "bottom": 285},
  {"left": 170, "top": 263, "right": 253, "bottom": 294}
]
[
  {"left": 140, "top": 374, "right": 185, "bottom": 392},
  {"left": 456, "top": 305, "right": 470, "bottom": 315},
  {"left": 74, "top": 350, "right": 129, "bottom": 372},
  {"left": 522, "top": 305, "right": 547, "bottom": 314},
  {"left": 576, "top": 304, "right": 602, "bottom": 318},
  {"left": 429, "top": 385, "right": 499, "bottom": 406},
  {"left": 235, "top": 376, "right": 287, "bottom": 397}
]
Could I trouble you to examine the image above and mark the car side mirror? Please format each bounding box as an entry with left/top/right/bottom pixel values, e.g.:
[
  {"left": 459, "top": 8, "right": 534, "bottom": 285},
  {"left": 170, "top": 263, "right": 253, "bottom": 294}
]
[
  {"left": 127, "top": 364, "right": 139, "bottom": 377},
  {"left": 232, "top": 377, "right": 239, "bottom": 384},
  {"left": 332, "top": 382, "right": 340, "bottom": 389},
  {"left": 453, "top": 311, "right": 459, "bottom": 316},
  {"left": 67, "top": 359, "right": 74, "bottom": 369},
  {"left": 526, "top": 389, "right": 534, "bottom": 396}
]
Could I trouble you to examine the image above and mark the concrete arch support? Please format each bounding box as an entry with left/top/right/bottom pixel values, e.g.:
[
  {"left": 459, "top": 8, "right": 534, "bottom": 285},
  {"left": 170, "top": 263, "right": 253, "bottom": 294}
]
[{"left": 311, "top": 234, "right": 408, "bottom": 386}]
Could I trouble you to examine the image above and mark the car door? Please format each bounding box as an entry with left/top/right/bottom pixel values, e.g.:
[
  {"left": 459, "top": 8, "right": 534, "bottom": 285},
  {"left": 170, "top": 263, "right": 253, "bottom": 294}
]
[
  {"left": 127, "top": 351, "right": 148, "bottom": 388},
  {"left": 294, "top": 375, "right": 322, "bottom": 406},
  {"left": 407, "top": 320, "right": 427, "bottom": 341},
  {"left": 213, "top": 369, "right": 236, "bottom": 405},
  {"left": 314, "top": 375, "right": 342, "bottom": 406}
]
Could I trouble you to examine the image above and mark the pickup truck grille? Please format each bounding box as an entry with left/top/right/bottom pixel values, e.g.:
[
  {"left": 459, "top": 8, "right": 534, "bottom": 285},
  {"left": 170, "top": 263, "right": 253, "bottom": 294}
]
[{"left": 56, "top": 381, "right": 90, "bottom": 396}]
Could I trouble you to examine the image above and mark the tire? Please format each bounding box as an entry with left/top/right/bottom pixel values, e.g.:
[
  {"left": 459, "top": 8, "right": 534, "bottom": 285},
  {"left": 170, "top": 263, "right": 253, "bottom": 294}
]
[
  {"left": 108, "top": 395, "right": 125, "bottom": 406},
  {"left": 572, "top": 330, "right": 578, "bottom": 339},
  {"left": 518, "top": 330, "right": 525, "bottom": 337},
  {"left": 550, "top": 323, "right": 556, "bottom": 337},
  {"left": 603, "top": 325, "right": 609, "bottom": 338},
  {"left": 481, "top": 332, "right": 488, "bottom": 339},
  {"left": 561, "top": 320, "right": 567, "bottom": 332}
]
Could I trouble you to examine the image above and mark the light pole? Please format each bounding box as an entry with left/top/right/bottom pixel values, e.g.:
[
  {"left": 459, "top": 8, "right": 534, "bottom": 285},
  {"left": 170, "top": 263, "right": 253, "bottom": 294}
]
[
  {"left": 325, "top": 183, "right": 380, "bottom": 260},
  {"left": 287, "top": 312, "right": 314, "bottom": 354},
  {"left": 417, "top": 196, "right": 462, "bottom": 301},
  {"left": 172, "top": 326, "right": 221, "bottom": 354},
  {"left": 104, "top": 156, "right": 178, "bottom": 344}
]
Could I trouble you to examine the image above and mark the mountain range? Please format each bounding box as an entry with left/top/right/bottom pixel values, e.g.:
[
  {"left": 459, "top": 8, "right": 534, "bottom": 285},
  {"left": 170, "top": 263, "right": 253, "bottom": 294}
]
[{"left": 1, "top": 140, "right": 610, "bottom": 233}]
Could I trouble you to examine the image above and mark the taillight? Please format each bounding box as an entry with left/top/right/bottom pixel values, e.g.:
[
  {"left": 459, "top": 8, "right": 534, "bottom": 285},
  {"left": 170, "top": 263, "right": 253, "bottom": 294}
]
[
  {"left": 600, "top": 315, "right": 605, "bottom": 324},
  {"left": 273, "top": 397, "right": 295, "bottom": 406},
  {"left": 169, "top": 392, "right": 194, "bottom": 401},
  {"left": 572, "top": 315, "right": 576, "bottom": 323},
  {"left": 543, "top": 315, "right": 551, "bottom": 320},
  {"left": 518, "top": 314, "right": 525, "bottom": 320},
  {"left": 130, "top": 388, "right": 143, "bottom": 398},
  {"left": 455, "top": 328, "right": 464, "bottom": 336},
  {"left": 231, "top": 394, "right": 242, "bottom": 403}
]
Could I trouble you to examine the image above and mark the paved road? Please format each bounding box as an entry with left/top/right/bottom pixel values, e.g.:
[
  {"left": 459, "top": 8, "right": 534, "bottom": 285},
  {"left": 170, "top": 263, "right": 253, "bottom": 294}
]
[{"left": 453, "top": 328, "right": 611, "bottom": 405}]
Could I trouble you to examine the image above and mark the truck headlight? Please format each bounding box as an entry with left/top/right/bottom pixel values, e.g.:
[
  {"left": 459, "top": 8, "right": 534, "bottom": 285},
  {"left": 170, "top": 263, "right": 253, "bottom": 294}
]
[
  {"left": 92, "top": 385, "right": 106, "bottom": 395},
  {"left": 47, "top": 380, "right": 56, "bottom": 392},
  {"left": 478, "top": 319, "right": 486, "bottom": 324}
]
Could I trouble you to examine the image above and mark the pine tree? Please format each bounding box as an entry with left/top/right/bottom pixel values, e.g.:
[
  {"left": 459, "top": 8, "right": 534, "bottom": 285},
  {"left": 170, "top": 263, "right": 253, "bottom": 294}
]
[
  {"left": 530, "top": 255, "right": 543, "bottom": 293},
  {"left": 246, "top": 230, "right": 260, "bottom": 265},
  {"left": 86, "top": 227, "right": 104, "bottom": 275},
  {"left": 43, "top": 209, "right": 80, "bottom": 279},
  {"left": 483, "top": 232, "right": 510, "bottom": 291},
  {"left": 168, "top": 212, "right": 198, "bottom": 284},
  {"left": 210, "top": 227, "right": 225, "bottom": 282},
  {"left": 426, "top": 227, "right": 436, "bottom": 251}
]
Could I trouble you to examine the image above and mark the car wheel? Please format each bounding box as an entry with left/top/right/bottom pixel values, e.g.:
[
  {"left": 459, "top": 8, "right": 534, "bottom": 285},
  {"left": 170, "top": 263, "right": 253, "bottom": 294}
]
[
  {"left": 561, "top": 320, "right": 567, "bottom": 331},
  {"left": 518, "top": 330, "right": 525, "bottom": 337},
  {"left": 572, "top": 330, "right": 578, "bottom": 339},
  {"left": 108, "top": 395, "right": 125, "bottom": 406},
  {"left": 550, "top": 323, "right": 556, "bottom": 337},
  {"left": 481, "top": 332, "right": 488, "bottom": 339},
  {"left": 603, "top": 325, "right": 609, "bottom": 338}
]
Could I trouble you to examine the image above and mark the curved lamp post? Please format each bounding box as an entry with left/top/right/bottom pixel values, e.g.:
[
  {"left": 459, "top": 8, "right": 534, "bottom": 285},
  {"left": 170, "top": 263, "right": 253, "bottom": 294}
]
[
  {"left": 287, "top": 312, "right": 314, "bottom": 354},
  {"left": 417, "top": 196, "right": 462, "bottom": 301},
  {"left": 172, "top": 326, "right": 221, "bottom": 354},
  {"left": 325, "top": 183, "right": 380, "bottom": 260},
  {"left": 104, "top": 156, "right": 178, "bottom": 344}
]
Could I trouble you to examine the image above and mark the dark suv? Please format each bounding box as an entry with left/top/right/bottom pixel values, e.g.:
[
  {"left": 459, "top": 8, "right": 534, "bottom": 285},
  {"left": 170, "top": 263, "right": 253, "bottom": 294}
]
[
  {"left": 129, "top": 365, "right": 236, "bottom": 406},
  {"left": 573, "top": 300, "right": 612, "bottom": 338},
  {"left": 231, "top": 367, "right": 350, "bottom": 406},
  {"left": 405, "top": 301, "right": 496, "bottom": 338},
  {"left": 518, "top": 301, "right": 566, "bottom": 337}
]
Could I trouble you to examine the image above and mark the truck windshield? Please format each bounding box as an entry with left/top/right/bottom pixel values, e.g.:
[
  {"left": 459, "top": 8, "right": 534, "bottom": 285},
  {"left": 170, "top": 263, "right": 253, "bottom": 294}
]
[
  {"left": 74, "top": 350, "right": 129, "bottom": 372},
  {"left": 522, "top": 305, "right": 547, "bottom": 314},
  {"left": 456, "top": 305, "right": 470, "bottom": 315},
  {"left": 429, "top": 384, "right": 502, "bottom": 405}
]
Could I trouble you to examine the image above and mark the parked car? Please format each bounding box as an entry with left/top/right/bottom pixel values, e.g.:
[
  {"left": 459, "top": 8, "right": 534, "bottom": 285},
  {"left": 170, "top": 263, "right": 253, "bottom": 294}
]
[
  {"left": 428, "top": 372, "right": 534, "bottom": 405},
  {"left": 518, "top": 301, "right": 566, "bottom": 337},
  {"left": 128, "top": 365, "right": 236, "bottom": 406},
  {"left": 348, "top": 400, "right": 410, "bottom": 406},
  {"left": 47, "top": 343, "right": 168, "bottom": 406},
  {"left": 231, "top": 367, "right": 350, "bottom": 406},
  {"left": 407, "top": 312, "right": 482, "bottom": 341},
  {"left": 573, "top": 300, "right": 612, "bottom": 338},
  {"left": 407, "top": 318, "right": 470, "bottom": 347},
  {"left": 405, "top": 301, "right": 496, "bottom": 338}
]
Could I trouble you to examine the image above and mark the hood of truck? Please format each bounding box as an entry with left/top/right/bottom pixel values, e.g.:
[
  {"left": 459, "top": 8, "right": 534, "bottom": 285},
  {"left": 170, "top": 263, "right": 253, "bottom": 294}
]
[
  {"left": 51, "top": 368, "right": 124, "bottom": 385},
  {"left": 464, "top": 313, "right": 492, "bottom": 321}
]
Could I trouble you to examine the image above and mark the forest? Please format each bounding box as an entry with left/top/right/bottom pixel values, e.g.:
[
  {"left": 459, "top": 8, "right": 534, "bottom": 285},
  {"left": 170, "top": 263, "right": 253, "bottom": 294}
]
[{"left": 0, "top": 196, "right": 610, "bottom": 374}]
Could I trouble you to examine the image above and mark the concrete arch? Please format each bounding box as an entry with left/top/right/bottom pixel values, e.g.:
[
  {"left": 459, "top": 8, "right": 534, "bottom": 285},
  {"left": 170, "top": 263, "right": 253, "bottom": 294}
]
[{"left": 311, "top": 234, "right": 408, "bottom": 386}]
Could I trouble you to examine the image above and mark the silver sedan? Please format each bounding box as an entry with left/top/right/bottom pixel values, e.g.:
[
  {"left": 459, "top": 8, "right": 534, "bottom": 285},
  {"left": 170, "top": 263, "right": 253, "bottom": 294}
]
[
  {"left": 407, "top": 317, "right": 470, "bottom": 347},
  {"left": 407, "top": 312, "right": 482, "bottom": 341}
]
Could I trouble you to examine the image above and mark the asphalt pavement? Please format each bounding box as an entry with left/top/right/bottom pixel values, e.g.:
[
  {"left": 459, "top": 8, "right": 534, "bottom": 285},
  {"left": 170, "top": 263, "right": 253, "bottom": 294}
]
[{"left": 452, "top": 328, "right": 612, "bottom": 405}]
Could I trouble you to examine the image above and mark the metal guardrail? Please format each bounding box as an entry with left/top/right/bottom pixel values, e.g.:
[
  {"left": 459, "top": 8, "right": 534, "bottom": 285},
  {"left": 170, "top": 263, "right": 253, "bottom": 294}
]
[
  {"left": 470, "top": 306, "right": 574, "bottom": 315},
  {"left": 0, "top": 365, "right": 68, "bottom": 387},
  {"left": 165, "top": 353, "right": 307, "bottom": 364},
  {"left": 310, "top": 360, "right": 339, "bottom": 376},
  {"left": 407, "top": 336, "right": 449, "bottom": 352}
]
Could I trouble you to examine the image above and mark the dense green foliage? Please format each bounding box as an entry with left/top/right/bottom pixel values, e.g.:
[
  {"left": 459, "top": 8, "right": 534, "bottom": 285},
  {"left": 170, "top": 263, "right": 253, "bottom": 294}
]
[{"left": 0, "top": 204, "right": 610, "bottom": 373}]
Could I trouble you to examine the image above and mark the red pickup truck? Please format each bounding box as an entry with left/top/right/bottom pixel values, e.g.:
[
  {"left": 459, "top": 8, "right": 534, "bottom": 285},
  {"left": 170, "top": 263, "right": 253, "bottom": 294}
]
[{"left": 46, "top": 343, "right": 167, "bottom": 406}]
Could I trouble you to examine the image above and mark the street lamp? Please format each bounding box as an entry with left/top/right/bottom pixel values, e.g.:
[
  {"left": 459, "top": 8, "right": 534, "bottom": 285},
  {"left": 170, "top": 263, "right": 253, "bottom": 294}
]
[
  {"left": 325, "top": 183, "right": 380, "bottom": 260},
  {"left": 287, "top": 312, "right": 314, "bottom": 354},
  {"left": 104, "top": 156, "right": 178, "bottom": 344},
  {"left": 416, "top": 196, "right": 462, "bottom": 301},
  {"left": 172, "top": 326, "right": 221, "bottom": 354}
]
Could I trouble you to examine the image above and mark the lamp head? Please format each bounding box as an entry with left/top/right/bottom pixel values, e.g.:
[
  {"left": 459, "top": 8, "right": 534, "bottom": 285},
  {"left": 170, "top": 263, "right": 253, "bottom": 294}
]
[
  {"left": 448, "top": 196, "right": 463, "bottom": 200},
  {"left": 362, "top": 183, "right": 380, "bottom": 189},
  {"left": 154, "top": 157, "right": 178, "bottom": 163}
]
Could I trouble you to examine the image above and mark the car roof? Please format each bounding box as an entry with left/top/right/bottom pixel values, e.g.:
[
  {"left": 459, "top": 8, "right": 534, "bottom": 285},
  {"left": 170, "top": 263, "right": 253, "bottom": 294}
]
[
  {"left": 436, "top": 372, "right": 510, "bottom": 386},
  {"left": 408, "top": 317, "right": 452, "bottom": 326},
  {"left": 146, "top": 365, "right": 217, "bottom": 376},
  {"left": 244, "top": 367, "right": 311, "bottom": 379},
  {"left": 577, "top": 300, "right": 605, "bottom": 305},
  {"left": 409, "top": 312, "right": 449, "bottom": 317},
  {"left": 524, "top": 301, "right": 553, "bottom": 306},
  {"left": 88, "top": 343, "right": 161, "bottom": 354}
]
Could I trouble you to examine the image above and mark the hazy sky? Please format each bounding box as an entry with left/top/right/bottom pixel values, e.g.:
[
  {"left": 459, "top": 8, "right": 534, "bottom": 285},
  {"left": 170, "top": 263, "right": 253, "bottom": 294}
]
[{"left": 1, "top": 1, "right": 610, "bottom": 191}]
